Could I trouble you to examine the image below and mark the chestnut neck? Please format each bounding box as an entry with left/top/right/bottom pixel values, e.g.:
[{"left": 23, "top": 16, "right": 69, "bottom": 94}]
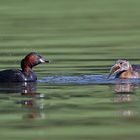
[
  {"left": 116, "top": 68, "right": 134, "bottom": 79},
  {"left": 21, "top": 59, "right": 33, "bottom": 74}
]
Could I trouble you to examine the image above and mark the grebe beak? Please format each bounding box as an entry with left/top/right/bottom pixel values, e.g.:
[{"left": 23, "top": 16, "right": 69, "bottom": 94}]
[
  {"left": 39, "top": 58, "right": 49, "bottom": 63},
  {"left": 45, "top": 60, "right": 49, "bottom": 63},
  {"left": 108, "top": 64, "right": 121, "bottom": 78}
]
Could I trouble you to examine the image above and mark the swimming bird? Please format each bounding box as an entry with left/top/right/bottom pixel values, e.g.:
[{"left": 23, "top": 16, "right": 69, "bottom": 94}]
[
  {"left": 0, "top": 52, "right": 49, "bottom": 82},
  {"left": 108, "top": 59, "right": 140, "bottom": 79}
]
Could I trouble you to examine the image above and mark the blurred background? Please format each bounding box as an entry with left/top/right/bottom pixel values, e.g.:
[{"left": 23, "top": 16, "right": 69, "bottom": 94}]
[{"left": 0, "top": 0, "right": 140, "bottom": 75}]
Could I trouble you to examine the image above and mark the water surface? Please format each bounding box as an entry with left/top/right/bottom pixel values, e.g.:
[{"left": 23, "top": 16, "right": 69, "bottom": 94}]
[{"left": 0, "top": 74, "right": 140, "bottom": 140}]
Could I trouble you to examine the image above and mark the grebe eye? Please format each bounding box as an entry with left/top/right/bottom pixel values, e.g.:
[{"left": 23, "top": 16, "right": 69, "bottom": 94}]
[{"left": 120, "top": 62, "right": 123, "bottom": 65}]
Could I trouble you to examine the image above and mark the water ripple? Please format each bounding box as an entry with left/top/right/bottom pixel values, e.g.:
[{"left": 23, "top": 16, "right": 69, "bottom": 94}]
[{"left": 38, "top": 75, "right": 140, "bottom": 85}]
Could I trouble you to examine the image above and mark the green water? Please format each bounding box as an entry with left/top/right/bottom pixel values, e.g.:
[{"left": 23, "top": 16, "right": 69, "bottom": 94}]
[{"left": 0, "top": 0, "right": 140, "bottom": 140}]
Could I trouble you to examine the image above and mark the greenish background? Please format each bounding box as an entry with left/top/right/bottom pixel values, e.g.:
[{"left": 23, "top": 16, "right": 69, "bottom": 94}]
[
  {"left": 0, "top": 0, "right": 140, "bottom": 72},
  {"left": 0, "top": 0, "right": 140, "bottom": 140}
]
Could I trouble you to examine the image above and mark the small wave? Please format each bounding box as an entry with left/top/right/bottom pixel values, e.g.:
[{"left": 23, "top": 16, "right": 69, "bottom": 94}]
[{"left": 38, "top": 75, "right": 140, "bottom": 85}]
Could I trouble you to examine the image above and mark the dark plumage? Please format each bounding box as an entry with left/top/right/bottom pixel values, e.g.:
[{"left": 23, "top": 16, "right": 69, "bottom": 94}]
[{"left": 0, "top": 52, "right": 49, "bottom": 82}]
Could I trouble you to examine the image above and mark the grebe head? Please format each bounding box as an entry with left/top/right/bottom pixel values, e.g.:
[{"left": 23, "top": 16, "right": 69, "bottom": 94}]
[
  {"left": 108, "top": 59, "right": 132, "bottom": 78},
  {"left": 21, "top": 52, "right": 49, "bottom": 72}
]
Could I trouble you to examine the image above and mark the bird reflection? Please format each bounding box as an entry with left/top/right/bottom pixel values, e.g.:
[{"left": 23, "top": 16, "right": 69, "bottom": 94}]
[
  {"left": 0, "top": 82, "right": 45, "bottom": 120},
  {"left": 0, "top": 82, "right": 36, "bottom": 94},
  {"left": 112, "top": 83, "right": 137, "bottom": 117},
  {"left": 114, "top": 83, "right": 135, "bottom": 94},
  {"left": 19, "top": 98, "right": 45, "bottom": 120},
  {"left": 112, "top": 83, "right": 136, "bottom": 103}
]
